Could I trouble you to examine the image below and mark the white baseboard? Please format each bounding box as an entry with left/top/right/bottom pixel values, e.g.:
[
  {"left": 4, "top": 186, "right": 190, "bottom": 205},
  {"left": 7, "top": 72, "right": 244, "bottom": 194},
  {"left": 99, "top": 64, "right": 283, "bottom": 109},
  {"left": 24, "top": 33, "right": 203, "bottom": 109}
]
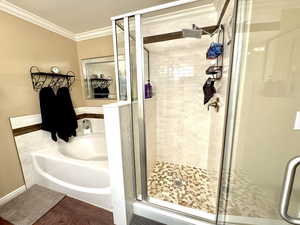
[{"left": 0, "top": 185, "right": 26, "bottom": 206}]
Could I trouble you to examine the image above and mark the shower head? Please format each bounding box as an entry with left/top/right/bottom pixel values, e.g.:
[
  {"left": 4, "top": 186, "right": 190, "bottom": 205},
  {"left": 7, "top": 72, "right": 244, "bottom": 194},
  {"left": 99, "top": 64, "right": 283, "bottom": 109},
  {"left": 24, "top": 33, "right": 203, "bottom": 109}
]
[
  {"left": 182, "top": 28, "right": 203, "bottom": 39},
  {"left": 182, "top": 24, "right": 203, "bottom": 39}
]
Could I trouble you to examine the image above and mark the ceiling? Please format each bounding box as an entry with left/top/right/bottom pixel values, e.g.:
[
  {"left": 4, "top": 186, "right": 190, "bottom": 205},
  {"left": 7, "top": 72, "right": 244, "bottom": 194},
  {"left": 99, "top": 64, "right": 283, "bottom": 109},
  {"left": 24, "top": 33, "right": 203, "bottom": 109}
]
[{"left": 7, "top": 0, "right": 176, "bottom": 33}]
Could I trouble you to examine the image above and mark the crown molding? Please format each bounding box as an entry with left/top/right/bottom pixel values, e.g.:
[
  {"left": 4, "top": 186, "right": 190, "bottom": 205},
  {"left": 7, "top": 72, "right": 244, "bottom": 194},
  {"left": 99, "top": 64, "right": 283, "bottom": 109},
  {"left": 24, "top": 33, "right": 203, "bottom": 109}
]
[
  {"left": 73, "top": 26, "right": 112, "bottom": 41},
  {"left": 0, "top": 0, "right": 74, "bottom": 40},
  {"left": 0, "top": 0, "right": 113, "bottom": 41},
  {"left": 0, "top": 0, "right": 216, "bottom": 42}
]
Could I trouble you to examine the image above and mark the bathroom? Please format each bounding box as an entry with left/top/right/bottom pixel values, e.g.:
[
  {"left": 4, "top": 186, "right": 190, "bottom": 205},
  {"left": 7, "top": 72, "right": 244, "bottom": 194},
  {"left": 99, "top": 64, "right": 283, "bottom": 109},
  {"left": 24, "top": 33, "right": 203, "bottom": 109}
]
[{"left": 1, "top": 0, "right": 300, "bottom": 225}]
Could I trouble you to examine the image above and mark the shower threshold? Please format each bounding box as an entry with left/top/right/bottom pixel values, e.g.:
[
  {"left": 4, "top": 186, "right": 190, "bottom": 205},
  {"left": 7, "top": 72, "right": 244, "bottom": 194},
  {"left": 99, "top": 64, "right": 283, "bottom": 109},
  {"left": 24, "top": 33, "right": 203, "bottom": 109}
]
[{"left": 148, "top": 197, "right": 216, "bottom": 221}]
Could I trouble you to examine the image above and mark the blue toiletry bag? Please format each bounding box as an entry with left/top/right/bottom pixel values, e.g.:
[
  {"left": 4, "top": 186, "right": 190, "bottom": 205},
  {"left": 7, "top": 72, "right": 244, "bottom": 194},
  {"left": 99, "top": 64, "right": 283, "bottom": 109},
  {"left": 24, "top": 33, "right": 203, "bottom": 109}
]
[{"left": 206, "top": 43, "right": 224, "bottom": 59}]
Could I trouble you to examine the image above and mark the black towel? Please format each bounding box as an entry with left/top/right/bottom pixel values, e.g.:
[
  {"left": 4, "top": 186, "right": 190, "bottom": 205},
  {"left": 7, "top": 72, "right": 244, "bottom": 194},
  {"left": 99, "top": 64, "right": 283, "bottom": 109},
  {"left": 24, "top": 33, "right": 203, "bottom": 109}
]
[
  {"left": 56, "top": 87, "right": 78, "bottom": 142},
  {"left": 39, "top": 87, "right": 57, "bottom": 141},
  {"left": 203, "top": 78, "right": 216, "bottom": 104}
]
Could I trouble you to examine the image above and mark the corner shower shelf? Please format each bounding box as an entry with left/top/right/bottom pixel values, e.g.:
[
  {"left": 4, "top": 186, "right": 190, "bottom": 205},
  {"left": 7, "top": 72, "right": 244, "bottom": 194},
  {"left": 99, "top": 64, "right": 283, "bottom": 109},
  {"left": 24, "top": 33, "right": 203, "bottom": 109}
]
[{"left": 30, "top": 66, "right": 76, "bottom": 92}]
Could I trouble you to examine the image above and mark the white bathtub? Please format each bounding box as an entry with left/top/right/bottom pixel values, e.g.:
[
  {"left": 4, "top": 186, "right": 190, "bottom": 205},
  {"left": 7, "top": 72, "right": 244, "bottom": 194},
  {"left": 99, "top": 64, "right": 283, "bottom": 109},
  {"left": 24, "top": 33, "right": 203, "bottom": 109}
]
[
  {"left": 58, "top": 133, "right": 108, "bottom": 161},
  {"left": 31, "top": 132, "right": 112, "bottom": 211}
]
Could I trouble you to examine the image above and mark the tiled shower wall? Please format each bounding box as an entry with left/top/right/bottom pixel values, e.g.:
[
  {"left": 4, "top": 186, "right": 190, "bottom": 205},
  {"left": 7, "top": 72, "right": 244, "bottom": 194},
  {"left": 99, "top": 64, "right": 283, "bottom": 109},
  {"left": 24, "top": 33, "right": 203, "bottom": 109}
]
[{"left": 147, "top": 37, "right": 213, "bottom": 169}]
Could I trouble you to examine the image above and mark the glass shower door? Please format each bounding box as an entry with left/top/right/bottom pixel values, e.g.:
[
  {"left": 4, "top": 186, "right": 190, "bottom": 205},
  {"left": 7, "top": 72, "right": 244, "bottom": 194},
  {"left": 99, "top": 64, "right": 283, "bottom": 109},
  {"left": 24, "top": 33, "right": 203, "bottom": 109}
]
[
  {"left": 116, "top": 1, "right": 234, "bottom": 222},
  {"left": 218, "top": 0, "right": 300, "bottom": 224}
]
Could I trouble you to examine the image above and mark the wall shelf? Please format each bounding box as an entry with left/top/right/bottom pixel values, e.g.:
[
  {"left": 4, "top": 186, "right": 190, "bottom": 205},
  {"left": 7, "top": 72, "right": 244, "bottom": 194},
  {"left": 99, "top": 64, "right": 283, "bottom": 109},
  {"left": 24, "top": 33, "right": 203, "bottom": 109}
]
[{"left": 30, "top": 66, "right": 76, "bottom": 92}]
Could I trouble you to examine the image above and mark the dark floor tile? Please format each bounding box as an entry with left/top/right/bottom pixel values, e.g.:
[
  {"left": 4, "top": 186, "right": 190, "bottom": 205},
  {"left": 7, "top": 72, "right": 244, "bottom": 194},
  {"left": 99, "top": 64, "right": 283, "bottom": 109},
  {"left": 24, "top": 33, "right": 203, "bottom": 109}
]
[
  {"left": 0, "top": 218, "right": 13, "bottom": 225},
  {"left": 33, "top": 196, "right": 114, "bottom": 225},
  {"left": 131, "top": 216, "right": 165, "bottom": 225},
  {"left": 2, "top": 195, "right": 165, "bottom": 225}
]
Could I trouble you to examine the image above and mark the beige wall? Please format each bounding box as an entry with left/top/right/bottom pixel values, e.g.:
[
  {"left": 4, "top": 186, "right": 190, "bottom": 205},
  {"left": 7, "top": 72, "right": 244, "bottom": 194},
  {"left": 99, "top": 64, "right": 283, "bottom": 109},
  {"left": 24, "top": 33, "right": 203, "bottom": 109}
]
[
  {"left": 76, "top": 36, "right": 114, "bottom": 59},
  {"left": 0, "top": 11, "right": 84, "bottom": 198},
  {"left": 0, "top": 17, "right": 120, "bottom": 197},
  {"left": 76, "top": 36, "right": 117, "bottom": 106}
]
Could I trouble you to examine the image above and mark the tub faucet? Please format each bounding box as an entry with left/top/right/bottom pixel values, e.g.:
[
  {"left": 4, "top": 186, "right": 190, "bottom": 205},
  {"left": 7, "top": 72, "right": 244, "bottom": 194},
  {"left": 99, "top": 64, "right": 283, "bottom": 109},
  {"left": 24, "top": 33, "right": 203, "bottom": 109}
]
[{"left": 82, "top": 119, "right": 92, "bottom": 135}]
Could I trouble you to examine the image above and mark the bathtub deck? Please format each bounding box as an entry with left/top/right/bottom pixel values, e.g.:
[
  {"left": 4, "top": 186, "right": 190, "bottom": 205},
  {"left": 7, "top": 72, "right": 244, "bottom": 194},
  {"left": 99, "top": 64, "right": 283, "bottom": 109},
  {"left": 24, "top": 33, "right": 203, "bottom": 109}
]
[{"left": 0, "top": 196, "right": 164, "bottom": 225}]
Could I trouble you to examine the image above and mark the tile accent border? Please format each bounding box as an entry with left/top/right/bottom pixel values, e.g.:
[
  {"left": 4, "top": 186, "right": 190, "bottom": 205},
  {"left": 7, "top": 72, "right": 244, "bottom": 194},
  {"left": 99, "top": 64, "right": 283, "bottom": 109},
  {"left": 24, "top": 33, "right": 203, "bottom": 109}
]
[
  {"left": 12, "top": 113, "right": 104, "bottom": 137},
  {"left": 12, "top": 124, "right": 42, "bottom": 137},
  {"left": 0, "top": 185, "right": 26, "bottom": 206},
  {"left": 76, "top": 113, "right": 104, "bottom": 120},
  {"left": 10, "top": 107, "right": 104, "bottom": 136}
]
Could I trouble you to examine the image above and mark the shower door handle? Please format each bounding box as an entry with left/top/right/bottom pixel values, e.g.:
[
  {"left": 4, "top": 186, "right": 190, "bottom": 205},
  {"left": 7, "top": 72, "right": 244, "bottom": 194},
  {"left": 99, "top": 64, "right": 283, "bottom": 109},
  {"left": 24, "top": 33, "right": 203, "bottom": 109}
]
[{"left": 280, "top": 156, "right": 300, "bottom": 224}]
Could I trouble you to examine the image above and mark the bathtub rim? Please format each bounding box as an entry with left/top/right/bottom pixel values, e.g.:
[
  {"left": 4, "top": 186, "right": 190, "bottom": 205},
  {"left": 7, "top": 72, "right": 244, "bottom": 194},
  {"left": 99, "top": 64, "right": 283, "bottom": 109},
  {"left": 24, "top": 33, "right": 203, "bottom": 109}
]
[
  {"left": 57, "top": 132, "right": 107, "bottom": 162},
  {"left": 56, "top": 131, "right": 108, "bottom": 163},
  {"left": 32, "top": 151, "right": 111, "bottom": 195}
]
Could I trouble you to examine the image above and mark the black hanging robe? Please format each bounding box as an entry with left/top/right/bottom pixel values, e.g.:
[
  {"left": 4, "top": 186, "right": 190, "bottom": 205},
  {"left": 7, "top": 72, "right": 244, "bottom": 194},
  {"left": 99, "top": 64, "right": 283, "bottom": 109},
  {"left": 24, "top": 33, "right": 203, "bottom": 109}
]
[
  {"left": 56, "top": 87, "right": 78, "bottom": 142},
  {"left": 39, "top": 87, "right": 58, "bottom": 141}
]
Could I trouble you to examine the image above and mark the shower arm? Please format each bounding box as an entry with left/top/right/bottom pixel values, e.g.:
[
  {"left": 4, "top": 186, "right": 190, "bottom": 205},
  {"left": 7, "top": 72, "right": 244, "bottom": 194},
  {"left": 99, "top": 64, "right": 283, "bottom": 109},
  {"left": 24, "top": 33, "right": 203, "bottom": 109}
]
[
  {"left": 143, "top": 0, "right": 231, "bottom": 45},
  {"left": 143, "top": 25, "right": 218, "bottom": 44}
]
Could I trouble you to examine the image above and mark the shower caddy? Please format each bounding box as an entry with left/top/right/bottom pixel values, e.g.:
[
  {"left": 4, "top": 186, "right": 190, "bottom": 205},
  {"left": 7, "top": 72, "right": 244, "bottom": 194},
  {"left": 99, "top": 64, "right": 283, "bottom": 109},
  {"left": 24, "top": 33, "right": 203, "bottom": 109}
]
[
  {"left": 207, "top": 25, "right": 225, "bottom": 81},
  {"left": 205, "top": 25, "right": 225, "bottom": 112}
]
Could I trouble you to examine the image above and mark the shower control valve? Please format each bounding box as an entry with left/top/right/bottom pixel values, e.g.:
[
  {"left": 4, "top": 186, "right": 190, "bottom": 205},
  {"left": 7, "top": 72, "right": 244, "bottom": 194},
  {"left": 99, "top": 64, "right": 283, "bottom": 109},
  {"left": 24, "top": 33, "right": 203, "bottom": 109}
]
[{"left": 207, "top": 97, "right": 220, "bottom": 112}]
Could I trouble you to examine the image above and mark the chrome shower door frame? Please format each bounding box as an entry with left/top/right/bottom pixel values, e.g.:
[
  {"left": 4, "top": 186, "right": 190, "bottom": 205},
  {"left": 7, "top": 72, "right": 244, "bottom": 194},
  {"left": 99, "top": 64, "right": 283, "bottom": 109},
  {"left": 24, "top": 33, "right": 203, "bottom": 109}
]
[{"left": 111, "top": 0, "right": 231, "bottom": 224}]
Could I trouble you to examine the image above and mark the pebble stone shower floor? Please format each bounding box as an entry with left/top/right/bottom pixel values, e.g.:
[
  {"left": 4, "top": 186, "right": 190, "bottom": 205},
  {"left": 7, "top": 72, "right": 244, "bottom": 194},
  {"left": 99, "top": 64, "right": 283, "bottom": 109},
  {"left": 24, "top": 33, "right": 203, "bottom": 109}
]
[
  {"left": 147, "top": 161, "right": 277, "bottom": 218},
  {"left": 148, "top": 161, "right": 217, "bottom": 214}
]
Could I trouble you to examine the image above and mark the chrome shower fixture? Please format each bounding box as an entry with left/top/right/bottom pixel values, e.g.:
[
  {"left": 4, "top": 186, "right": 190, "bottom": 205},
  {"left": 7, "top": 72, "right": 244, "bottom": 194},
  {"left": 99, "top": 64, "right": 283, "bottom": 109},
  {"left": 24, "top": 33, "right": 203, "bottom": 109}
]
[{"left": 182, "top": 24, "right": 203, "bottom": 39}]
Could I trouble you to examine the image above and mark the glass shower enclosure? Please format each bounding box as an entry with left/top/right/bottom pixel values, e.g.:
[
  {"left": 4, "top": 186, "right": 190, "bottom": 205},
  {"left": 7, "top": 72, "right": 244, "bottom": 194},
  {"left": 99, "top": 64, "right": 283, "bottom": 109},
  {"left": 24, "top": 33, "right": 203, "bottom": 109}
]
[
  {"left": 112, "top": 0, "right": 300, "bottom": 224},
  {"left": 218, "top": 0, "right": 300, "bottom": 224}
]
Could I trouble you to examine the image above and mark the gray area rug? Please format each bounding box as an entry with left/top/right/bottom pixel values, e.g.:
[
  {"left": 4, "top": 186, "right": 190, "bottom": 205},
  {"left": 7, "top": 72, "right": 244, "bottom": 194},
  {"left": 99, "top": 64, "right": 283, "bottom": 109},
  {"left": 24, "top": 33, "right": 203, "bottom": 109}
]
[
  {"left": 131, "top": 216, "right": 165, "bottom": 225},
  {"left": 0, "top": 185, "right": 65, "bottom": 225}
]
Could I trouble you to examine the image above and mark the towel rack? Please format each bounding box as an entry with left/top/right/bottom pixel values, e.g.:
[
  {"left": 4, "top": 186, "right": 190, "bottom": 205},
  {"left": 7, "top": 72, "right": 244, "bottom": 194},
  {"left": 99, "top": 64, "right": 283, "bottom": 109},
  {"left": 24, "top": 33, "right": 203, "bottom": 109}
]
[{"left": 30, "top": 66, "right": 76, "bottom": 92}]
